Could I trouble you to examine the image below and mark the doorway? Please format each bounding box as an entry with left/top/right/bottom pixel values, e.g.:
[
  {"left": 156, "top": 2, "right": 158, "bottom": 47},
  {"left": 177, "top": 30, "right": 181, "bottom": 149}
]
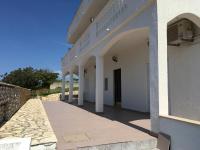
[{"left": 114, "top": 69, "right": 122, "bottom": 106}]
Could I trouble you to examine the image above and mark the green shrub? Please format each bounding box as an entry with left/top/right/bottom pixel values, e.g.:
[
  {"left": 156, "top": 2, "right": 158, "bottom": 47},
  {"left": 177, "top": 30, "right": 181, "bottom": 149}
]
[{"left": 32, "top": 86, "right": 79, "bottom": 97}]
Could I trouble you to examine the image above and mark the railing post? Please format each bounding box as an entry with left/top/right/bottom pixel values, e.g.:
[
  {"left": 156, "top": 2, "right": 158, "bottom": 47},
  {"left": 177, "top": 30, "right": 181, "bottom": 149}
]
[
  {"left": 61, "top": 74, "right": 66, "bottom": 101},
  {"left": 69, "top": 71, "right": 74, "bottom": 103}
]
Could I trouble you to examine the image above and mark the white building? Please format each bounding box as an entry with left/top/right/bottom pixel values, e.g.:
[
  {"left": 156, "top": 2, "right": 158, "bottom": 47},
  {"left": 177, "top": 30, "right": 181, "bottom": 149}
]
[{"left": 61, "top": 0, "right": 200, "bottom": 149}]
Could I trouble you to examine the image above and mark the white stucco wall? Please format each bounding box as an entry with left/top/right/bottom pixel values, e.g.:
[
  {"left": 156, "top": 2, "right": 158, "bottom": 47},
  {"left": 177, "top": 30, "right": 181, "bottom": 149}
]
[
  {"left": 160, "top": 117, "right": 200, "bottom": 150},
  {"left": 157, "top": 0, "right": 200, "bottom": 146},
  {"left": 104, "top": 39, "right": 150, "bottom": 112},
  {"left": 157, "top": 0, "right": 200, "bottom": 114},
  {"left": 168, "top": 42, "right": 200, "bottom": 121}
]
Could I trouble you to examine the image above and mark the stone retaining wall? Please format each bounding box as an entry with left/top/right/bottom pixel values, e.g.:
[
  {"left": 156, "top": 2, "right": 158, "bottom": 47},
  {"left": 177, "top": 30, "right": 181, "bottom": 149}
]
[{"left": 0, "top": 82, "right": 31, "bottom": 125}]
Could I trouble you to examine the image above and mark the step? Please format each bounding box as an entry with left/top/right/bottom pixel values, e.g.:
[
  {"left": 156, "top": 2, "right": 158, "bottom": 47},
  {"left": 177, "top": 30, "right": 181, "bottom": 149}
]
[{"left": 79, "top": 138, "right": 157, "bottom": 150}]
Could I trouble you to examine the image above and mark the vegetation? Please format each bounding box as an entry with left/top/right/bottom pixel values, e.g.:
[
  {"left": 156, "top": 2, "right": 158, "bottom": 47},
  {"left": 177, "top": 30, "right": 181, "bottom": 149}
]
[
  {"left": 35, "top": 87, "right": 62, "bottom": 97},
  {"left": 36, "top": 86, "right": 79, "bottom": 96},
  {"left": 1, "top": 67, "right": 58, "bottom": 90}
]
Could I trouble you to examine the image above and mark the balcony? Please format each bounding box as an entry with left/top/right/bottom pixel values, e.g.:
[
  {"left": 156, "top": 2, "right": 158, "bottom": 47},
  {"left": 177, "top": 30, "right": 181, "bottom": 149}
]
[
  {"left": 63, "top": 0, "right": 150, "bottom": 72},
  {"left": 68, "top": 0, "right": 108, "bottom": 43}
]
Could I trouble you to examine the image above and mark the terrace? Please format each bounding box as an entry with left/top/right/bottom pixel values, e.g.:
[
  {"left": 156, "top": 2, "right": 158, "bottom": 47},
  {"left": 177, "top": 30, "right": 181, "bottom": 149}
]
[{"left": 43, "top": 100, "right": 157, "bottom": 150}]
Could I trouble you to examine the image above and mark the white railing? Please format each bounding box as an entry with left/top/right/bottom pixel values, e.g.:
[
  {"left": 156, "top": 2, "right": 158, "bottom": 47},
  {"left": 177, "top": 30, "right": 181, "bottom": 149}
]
[
  {"left": 62, "top": 0, "right": 149, "bottom": 68},
  {"left": 69, "top": 47, "right": 76, "bottom": 62},
  {"left": 68, "top": 0, "right": 93, "bottom": 38},
  {"left": 80, "top": 31, "right": 90, "bottom": 51},
  {"left": 62, "top": 53, "right": 69, "bottom": 67},
  {"left": 96, "top": 0, "right": 127, "bottom": 37}
]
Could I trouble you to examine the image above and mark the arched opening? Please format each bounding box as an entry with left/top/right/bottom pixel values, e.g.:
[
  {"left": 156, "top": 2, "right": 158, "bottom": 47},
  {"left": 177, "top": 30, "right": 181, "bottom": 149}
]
[
  {"left": 167, "top": 13, "right": 200, "bottom": 121},
  {"left": 103, "top": 28, "right": 150, "bottom": 113},
  {"left": 82, "top": 56, "right": 96, "bottom": 103}
]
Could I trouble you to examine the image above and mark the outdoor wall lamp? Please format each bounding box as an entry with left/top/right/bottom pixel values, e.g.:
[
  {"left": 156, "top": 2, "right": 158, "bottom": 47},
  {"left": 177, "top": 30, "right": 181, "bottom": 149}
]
[
  {"left": 90, "top": 17, "right": 94, "bottom": 23},
  {"left": 147, "top": 39, "right": 150, "bottom": 47},
  {"left": 106, "top": 28, "right": 110, "bottom": 31},
  {"left": 112, "top": 56, "right": 118, "bottom": 62}
]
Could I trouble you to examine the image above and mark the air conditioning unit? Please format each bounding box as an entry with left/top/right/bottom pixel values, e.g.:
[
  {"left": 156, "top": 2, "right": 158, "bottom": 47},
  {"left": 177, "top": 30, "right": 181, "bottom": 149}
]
[{"left": 168, "top": 19, "right": 194, "bottom": 46}]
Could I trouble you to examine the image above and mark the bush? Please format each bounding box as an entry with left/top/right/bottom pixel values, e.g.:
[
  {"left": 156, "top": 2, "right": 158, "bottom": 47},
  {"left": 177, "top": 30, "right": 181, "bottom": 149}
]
[
  {"left": 32, "top": 86, "right": 79, "bottom": 97},
  {"left": 73, "top": 87, "right": 79, "bottom": 91}
]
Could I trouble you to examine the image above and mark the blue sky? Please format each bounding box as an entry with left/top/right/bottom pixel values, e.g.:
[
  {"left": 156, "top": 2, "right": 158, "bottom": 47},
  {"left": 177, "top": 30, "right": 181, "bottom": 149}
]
[{"left": 0, "top": 0, "right": 80, "bottom": 75}]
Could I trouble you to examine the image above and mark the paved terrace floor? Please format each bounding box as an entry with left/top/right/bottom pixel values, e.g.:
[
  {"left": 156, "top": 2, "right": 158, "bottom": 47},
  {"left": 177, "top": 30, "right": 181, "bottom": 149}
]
[{"left": 43, "top": 100, "right": 157, "bottom": 150}]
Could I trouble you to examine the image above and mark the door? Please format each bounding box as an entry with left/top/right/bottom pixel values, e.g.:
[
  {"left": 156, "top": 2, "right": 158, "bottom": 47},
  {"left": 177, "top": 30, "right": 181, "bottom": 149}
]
[
  {"left": 146, "top": 63, "right": 150, "bottom": 112},
  {"left": 114, "top": 69, "right": 121, "bottom": 106}
]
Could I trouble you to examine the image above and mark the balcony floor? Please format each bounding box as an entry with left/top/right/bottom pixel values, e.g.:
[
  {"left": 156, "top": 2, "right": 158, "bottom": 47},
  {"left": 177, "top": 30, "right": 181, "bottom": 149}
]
[{"left": 43, "top": 100, "right": 157, "bottom": 150}]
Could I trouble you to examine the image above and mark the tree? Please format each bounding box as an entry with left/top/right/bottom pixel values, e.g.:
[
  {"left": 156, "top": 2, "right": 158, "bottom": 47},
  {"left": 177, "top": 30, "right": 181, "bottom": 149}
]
[
  {"left": 0, "top": 73, "right": 7, "bottom": 81},
  {"left": 2, "top": 67, "right": 58, "bottom": 90}
]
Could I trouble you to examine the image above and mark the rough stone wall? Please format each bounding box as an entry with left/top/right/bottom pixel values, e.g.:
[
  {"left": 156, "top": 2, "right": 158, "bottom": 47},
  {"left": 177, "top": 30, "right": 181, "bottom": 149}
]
[{"left": 0, "top": 82, "right": 31, "bottom": 125}]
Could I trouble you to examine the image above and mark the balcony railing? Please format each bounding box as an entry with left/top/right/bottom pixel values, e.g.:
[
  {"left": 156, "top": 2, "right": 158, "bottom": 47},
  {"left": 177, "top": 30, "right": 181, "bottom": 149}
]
[
  {"left": 62, "top": 0, "right": 149, "bottom": 69},
  {"left": 96, "top": 0, "right": 127, "bottom": 37},
  {"left": 69, "top": 46, "right": 77, "bottom": 62},
  {"left": 80, "top": 31, "right": 90, "bottom": 51},
  {"left": 68, "top": 0, "right": 93, "bottom": 39}
]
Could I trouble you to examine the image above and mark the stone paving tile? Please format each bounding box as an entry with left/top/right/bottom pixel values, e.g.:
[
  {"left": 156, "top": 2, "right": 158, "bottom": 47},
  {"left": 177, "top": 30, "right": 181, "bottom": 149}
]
[{"left": 0, "top": 99, "right": 57, "bottom": 146}]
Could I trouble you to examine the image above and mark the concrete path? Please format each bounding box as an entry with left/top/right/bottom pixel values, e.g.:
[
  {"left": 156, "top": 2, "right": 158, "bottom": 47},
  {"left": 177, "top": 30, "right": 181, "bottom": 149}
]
[{"left": 43, "top": 101, "right": 156, "bottom": 150}]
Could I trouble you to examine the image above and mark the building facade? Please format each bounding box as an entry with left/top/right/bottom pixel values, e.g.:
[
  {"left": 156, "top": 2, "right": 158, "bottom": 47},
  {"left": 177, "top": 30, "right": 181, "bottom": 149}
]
[{"left": 61, "top": 0, "right": 200, "bottom": 149}]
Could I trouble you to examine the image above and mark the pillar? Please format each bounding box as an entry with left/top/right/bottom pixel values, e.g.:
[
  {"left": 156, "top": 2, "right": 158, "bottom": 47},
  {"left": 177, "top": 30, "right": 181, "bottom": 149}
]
[
  {"left": 61, "top": 74, "right": 66, "bottom": 101},
  {"left": 78, "top": 64, "right": 84, "bottom": 106},
  {"left": 149, "top": 6, "right": 169, "bottom": 133},
  {"left": 95, "top": 55, "right": 104, "bottom": 112},
  {"left": 69, "top": 71, "right": 74, "bottom": 103}
]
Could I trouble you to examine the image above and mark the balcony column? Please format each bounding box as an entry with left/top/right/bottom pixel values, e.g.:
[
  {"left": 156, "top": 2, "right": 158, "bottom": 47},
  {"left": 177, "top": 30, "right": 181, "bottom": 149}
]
[
  {"left": 78, "top": 64, "right": 84, "bottom": 106},
  {"left": 61, "top": 74, "right": 66, "bottom": 101},
  {"left": 95, "top": 55, "right": 104, "bottom": 113},
  {"left": 149, "top": 7, "right": 168, "bottom": 133},
  {"left": 68, "top": 71, "right": 74, "bottom": 103}
]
